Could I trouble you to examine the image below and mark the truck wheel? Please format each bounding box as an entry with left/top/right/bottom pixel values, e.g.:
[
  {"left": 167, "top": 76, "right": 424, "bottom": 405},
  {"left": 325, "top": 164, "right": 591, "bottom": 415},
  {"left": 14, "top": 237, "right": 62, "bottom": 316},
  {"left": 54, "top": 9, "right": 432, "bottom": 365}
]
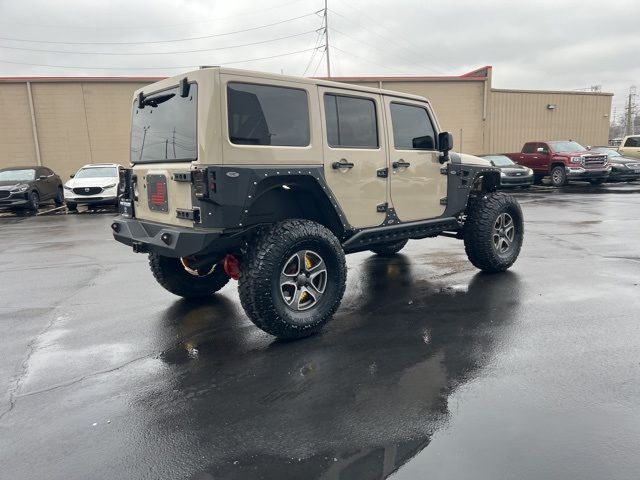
[
  {"left": 239, "top": 219, "right": 347, "bottom": 340},
  {"left": 464, "top": 192, "right": 524, "bottom": 273},
  {"left": 370, "top": 239, "right": 408, "bottom": 256},
  {"left": 148, "top": 253, "right": 230, "bottom": 298},
  {"left": 550, "top": 166, "right": 567, "bottom": 187}
]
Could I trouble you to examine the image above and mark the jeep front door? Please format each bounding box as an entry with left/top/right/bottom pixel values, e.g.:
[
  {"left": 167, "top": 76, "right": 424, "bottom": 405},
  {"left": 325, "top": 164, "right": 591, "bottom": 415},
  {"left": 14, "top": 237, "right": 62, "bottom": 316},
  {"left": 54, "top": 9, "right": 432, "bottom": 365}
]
[
  {"left": 384, "top": 97, "right": 446, "bottom": 222},
  {"left": 320, "top": 87, "right": 388, "bottom": 228}
]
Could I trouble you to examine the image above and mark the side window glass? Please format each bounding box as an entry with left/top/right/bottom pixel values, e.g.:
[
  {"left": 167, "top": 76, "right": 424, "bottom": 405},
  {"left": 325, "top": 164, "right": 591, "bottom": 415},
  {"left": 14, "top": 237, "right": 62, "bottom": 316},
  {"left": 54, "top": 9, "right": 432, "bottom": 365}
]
[
  {"left": 625, "top": 137, "right": 640, "bottom": 147},
  {"left": 324, "top": 94, "right": 378, "bottom": 148},
  {"left": 537, "top": 143, "right": 549, "bottom": 153},
  {"left": 522, "top": 143, "right": 536, "bottom": 154},
  {"left": 389, "top": 102, "right": 436, "bottom": 150},
  {"left": 227, "top": 82, "right": 310, "bottom": 147}
]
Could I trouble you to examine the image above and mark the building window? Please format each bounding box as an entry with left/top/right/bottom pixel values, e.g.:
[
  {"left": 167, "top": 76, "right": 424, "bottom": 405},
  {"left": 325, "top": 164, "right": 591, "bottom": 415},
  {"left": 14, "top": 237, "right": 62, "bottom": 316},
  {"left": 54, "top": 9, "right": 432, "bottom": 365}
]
[
  {"left": 227, "top": 82, "right": 310, "bottom": 147},
  {"left": 324, "top": 94, "right": 378, "bottom": 148}
]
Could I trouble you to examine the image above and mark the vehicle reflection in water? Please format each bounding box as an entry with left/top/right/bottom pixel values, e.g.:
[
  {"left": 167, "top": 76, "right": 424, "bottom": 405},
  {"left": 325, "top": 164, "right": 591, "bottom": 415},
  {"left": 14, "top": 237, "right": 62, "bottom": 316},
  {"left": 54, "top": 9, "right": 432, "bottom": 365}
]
[{"left": 149, "top": 255, "right": 522, "bottom": 480}]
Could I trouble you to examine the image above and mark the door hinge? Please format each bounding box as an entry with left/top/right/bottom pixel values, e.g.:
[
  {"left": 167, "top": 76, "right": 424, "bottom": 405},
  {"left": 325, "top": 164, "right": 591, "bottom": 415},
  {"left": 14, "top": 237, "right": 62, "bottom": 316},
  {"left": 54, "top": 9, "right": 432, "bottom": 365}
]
[
  {"left": 172, "top": 172, "right": 192, "bottom": 182},
  {"left": 377, "top": 167, "right": 389, "bottom": 178},
  {"left": 176, "top": 208, "right": 201, "bottom": 223},
  {"left": 440, "top": 197, "right": 448, "bottom": 205},
  {"left": 376, "top": 202, "right": 388, "bottom": 213}
]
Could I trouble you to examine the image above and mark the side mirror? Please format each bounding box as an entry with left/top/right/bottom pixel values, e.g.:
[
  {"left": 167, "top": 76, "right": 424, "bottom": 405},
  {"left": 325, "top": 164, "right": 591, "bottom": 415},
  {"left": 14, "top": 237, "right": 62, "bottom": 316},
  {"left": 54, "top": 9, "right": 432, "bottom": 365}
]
[
  {"left": 70, "top": 174, "right": 75, "bottom": 178},
  {"left": 437, "top": 131, "right": 453, "bottom": 164},
  {"left": 536, "top": 147, "right": 544, "bottom": 153}
]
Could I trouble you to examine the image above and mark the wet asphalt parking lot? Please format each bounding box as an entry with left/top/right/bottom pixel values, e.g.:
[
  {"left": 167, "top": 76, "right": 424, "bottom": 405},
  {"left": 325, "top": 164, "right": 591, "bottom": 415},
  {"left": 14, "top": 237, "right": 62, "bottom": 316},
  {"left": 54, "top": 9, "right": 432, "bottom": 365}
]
[{"left": 1, "top": 184, "right": 640, "bottom": 480}]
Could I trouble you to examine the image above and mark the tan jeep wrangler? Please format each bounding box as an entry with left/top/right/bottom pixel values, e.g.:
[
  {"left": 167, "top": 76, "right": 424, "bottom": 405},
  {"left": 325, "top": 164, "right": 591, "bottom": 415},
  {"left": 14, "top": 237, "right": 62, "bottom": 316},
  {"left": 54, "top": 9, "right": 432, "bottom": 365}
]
[{"left": 112, "top": 68, "right": 524, "bottom": 339}]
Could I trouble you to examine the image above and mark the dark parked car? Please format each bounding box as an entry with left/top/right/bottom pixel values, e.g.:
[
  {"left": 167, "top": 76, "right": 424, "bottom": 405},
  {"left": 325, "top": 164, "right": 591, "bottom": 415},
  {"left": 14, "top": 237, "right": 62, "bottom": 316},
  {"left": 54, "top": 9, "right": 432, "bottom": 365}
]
[
  {"left": 0, "top": 166, "right": 64, "bottom": 212},
  {"left": 479, "top": 155, "right": 534, "bottom": 188},
  {"left": 588, "top": 147, "right": 640, "bottom": 182}
]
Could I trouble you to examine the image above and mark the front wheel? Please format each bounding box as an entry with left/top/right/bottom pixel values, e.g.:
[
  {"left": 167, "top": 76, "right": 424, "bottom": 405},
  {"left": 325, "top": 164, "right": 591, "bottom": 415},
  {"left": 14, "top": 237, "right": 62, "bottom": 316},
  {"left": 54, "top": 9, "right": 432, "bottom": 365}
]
[
  {"left": 370, "top": 239, "right": 408, "bottom": 256},
  {"left": 27, "top": 191, "right": 39, "bottom": 212},
  {"left": 54, "top": 187, "right": 64, "bottom": 206},
  {"left": 239, "top": 219, "right": 347, "bottom": 339},
  {"left": 550, "top": 166, "right": 567, "bottom": 187},
  {"left": 148, "top": 253, "right": 230, "bottom": 298},
  {"left": 463, "top": 192, "right": 524, "bottom": 273}
]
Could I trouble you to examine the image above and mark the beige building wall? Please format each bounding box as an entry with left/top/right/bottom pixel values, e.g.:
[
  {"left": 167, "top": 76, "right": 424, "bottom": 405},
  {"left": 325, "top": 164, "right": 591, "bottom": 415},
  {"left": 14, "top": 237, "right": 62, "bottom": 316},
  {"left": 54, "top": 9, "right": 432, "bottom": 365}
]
[
  {"left": 0, "top": 70, "right": 612, "bottom": 179},
  {"left": 488, "top": 89, "right": 612, "bottom": 153},
  {"left": 0, "top": 83, "right": 38, "bottom": 166}
]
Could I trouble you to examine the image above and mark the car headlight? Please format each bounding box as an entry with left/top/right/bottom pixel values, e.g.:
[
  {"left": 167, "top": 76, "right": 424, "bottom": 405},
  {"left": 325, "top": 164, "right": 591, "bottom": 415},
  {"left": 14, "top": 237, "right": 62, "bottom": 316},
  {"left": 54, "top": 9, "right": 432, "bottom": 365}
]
[
  {"left": 64, "top": 185, "right": 72, "bottom": 190},
  {"left": 570, "top": 156, "right": 583, "bottom": 164},
  {"left": 500, "top": 171, "right": 506, "bottom": 177},
  {"left": 10, "top": 184, "right": 29, "bottom": 193},
  {"left": 527, "top": 168, "right": 533, "bottom": 175},
  {"left": 103, "top": 183, "right": 117, "bottom": 189}
]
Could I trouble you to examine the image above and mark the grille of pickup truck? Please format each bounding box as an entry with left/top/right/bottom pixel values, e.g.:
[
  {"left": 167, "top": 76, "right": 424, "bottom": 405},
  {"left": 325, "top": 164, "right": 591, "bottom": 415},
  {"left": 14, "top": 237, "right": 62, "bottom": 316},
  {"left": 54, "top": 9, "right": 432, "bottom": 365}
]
[
  {"left": 583, "top": 155, "right": 607, "bottom": 167},
  {"left": 73, "top": 187, "right": 103, "bottom": 195}
]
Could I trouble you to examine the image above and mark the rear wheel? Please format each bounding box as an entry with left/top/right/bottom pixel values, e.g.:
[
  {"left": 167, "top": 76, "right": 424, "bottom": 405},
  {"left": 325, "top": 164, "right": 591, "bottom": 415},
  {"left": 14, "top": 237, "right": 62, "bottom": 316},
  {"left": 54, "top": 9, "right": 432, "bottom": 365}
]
[
  {"left": 239, "top": 219, "right": 346, "bottom": 340},
  {"left": 550, "top": 166, "right": 567, "bottom": 187},
  {"left": 148, "top": 253, "right": 230, "bottom": 298},
  {"left": 370, "top": 239, "right": 408, "bottom": 256},
  {"left": 27, "top": 191, "right": 39, "bottom": 212},
  {"left": 463, "top": 192, "right": 524, "bottom": 273},
  {"left": 54, "top": 187, "right": 64, "bottom": 206}
]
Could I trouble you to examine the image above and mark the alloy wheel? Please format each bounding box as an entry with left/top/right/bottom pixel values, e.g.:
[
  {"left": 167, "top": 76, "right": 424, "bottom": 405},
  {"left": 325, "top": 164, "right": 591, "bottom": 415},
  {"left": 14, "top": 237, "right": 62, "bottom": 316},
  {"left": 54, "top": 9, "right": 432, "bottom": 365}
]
[
  {"left": 492, "top": 213, "right": 515, "bottom": 254},
  {"left": 280, "top": 250, "right": 327, "bottom": 311}
]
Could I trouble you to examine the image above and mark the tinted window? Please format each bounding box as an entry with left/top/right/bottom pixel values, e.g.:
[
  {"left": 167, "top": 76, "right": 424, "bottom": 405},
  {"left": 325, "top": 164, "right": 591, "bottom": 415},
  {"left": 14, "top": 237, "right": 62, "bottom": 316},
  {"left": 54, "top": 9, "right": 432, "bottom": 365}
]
[
  {"left": 522, "top": 143, "right": 537, "bottom": 154},
  {"left": 624, "top": 137, "right": 640, "bottom": 147},
  {"left": 390, "top": 103, "right": 436, "bottom": 150},
  {"left": 324, "top": 94, "right": 378, "bottom": 148},
  {"left": 228, "top": 83, "right": 309, "bottom": 147},
  {"left": 131, "top": 84, "right": 197, "bottom": 163}
]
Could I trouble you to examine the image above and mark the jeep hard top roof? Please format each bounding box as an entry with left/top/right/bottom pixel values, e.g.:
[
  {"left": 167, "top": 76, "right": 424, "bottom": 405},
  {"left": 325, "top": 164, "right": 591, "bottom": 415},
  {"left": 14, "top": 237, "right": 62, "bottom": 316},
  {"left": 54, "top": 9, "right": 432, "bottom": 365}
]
[{"left": 134, "top": 67, "right": 432, "bottom": 105}]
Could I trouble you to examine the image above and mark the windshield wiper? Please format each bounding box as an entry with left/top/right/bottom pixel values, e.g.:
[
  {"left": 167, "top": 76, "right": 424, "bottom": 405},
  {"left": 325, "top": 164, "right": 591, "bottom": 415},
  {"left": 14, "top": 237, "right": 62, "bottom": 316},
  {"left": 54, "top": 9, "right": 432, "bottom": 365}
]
[{"left": 139, "top": 92, "right": 175, "bottom": 108}]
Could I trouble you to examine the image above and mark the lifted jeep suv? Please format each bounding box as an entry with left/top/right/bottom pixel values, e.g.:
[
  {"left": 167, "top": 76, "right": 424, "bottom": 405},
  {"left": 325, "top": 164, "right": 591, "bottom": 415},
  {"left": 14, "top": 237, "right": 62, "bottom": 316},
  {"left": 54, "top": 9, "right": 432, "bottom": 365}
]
[{"left": 112, "top": 68, "right": 524, "bottom": 339}]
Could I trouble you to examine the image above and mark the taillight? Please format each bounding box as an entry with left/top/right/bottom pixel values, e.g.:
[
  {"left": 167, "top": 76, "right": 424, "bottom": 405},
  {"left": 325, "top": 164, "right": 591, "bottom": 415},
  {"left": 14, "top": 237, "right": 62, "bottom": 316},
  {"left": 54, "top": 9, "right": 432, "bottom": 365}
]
[
  {"left": 150, "top": 181, "right": 166, "bottom": 205},
  {"left": 147, "top": 174, "right": 168, "bottom": 212}
]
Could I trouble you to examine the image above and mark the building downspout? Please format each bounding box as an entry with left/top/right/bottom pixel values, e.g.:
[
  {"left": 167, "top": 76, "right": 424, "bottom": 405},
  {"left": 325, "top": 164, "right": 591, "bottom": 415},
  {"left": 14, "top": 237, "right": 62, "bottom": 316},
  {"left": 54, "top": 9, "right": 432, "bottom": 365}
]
[{"left": 26, "top": 81, "right": 42, "bottom": 166}]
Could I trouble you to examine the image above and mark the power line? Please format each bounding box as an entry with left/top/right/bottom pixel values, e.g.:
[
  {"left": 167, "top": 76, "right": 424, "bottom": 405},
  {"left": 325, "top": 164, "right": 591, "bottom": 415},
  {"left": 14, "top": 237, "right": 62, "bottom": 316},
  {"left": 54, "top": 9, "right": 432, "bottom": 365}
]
[
  {"left": 331, "top": 46, "right": 412, "bottom": 75},
  {"left": 0, "top": 11, "right": 321, "bottom": 45},
  {"left": 312, "top": 50, "right": 326, "bottom": 76},
  {"left": 0, "top": 30, "right": 320, "bottom": 55},
  {"left": 0, "top": 0, "right": 307, "bottom": 30},
  {"left": 0, "top": 47, "right": 318, "bottom": 70},
  {"left": 302, "top": 29, "right": 326, "bottom": 76}
]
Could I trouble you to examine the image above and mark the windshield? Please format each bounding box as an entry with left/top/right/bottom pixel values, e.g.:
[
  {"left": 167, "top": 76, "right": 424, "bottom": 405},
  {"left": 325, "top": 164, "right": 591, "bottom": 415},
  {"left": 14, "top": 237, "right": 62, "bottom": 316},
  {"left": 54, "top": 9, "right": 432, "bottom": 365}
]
[
  {"left": 0, "top": 169, "right": 35, "bottom": 182},
  {"left": 484, "top": 155, "right": 515, "bottom": 166},
  {"left": 75, "top": 167, "right": 117, "bottom": 178},
  {"left": 549, "top": 141, "right": 586, "bottom": 153},
  {"left": 591, "top": 147, "right": 619, "bottom": 157},
  {"left": 131, "top": 84, "right": 197, "bottom": 163}
]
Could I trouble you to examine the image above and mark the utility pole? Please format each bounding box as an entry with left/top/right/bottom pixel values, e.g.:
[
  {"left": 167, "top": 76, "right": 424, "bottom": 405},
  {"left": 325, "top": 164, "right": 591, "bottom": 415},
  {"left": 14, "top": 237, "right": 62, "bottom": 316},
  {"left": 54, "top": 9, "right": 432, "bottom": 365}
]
[
  {"left": 623, "top": 86, "right": 637, "bottom": 136},
  {"left": 324, "top": 0, "right": 331, "bottom": 77}
]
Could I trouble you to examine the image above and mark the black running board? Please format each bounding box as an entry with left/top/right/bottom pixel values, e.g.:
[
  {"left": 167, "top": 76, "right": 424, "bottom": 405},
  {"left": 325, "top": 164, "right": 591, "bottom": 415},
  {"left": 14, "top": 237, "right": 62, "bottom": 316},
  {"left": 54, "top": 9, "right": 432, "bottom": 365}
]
[{"left": 342, "top": 217, "right": 459, "bottom": 253}]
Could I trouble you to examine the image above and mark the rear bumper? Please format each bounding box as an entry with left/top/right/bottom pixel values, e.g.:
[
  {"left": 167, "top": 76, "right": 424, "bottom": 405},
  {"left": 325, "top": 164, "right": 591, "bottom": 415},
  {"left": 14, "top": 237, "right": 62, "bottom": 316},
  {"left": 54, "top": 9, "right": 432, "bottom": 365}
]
[{"left": 111, "top": 217, "right": 243, "bottom": 258}]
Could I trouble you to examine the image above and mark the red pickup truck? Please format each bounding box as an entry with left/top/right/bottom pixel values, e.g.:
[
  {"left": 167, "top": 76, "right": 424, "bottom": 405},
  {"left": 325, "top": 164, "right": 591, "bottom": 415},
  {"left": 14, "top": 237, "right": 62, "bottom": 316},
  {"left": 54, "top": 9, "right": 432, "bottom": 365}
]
[{"left": 504, "top": 141, "right": 611, "bottom": 187}]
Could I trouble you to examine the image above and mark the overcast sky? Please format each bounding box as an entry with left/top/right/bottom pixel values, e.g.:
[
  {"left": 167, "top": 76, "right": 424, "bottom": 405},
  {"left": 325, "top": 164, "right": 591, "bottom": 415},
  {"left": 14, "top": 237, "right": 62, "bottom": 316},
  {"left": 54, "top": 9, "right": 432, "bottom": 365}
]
[{"left": 0, "top": 0, "right": 637, "bottom": 117}]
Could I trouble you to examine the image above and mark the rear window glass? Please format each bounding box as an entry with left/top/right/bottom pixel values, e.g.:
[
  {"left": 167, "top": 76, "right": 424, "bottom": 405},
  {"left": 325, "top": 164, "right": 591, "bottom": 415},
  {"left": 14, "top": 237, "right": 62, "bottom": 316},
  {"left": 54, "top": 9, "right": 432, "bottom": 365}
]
[
  {"left": 227, "top": 82, "right": 310, "bottom": 147},
  {"left": 131, "top": 84, "right": 198, "bottom": 163},
  {"left": 324, "top": 94, "right": 378, "bottom": 148}
]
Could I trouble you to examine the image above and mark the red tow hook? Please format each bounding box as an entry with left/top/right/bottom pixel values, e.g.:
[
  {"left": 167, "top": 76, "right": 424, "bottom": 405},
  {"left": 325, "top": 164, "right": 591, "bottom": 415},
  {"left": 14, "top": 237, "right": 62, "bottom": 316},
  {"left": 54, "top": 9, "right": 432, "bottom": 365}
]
[{"left": 223, "top": 254, "right": 241, "bottom": 280}]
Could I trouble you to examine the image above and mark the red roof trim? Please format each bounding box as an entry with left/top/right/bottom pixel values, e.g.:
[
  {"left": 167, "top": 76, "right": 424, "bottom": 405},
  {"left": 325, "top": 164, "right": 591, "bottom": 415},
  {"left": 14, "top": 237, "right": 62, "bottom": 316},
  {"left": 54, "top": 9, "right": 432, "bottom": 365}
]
[
  {"left": 0, "top": 76, "right": 165, "bottom": 83},
  {"left": 315, "top": 66, "right": 492, "bottom": 83}
]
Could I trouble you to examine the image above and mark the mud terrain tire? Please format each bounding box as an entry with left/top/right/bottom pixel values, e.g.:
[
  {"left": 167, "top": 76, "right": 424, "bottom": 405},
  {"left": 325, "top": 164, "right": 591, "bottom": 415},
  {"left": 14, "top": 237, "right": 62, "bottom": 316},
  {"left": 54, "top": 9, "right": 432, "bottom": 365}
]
[
  {"left": 148, "top": 253, "right": 230, "bottom": 298},
  {"left": 370, "top": 239, "right": 408, "bottom": 256}
]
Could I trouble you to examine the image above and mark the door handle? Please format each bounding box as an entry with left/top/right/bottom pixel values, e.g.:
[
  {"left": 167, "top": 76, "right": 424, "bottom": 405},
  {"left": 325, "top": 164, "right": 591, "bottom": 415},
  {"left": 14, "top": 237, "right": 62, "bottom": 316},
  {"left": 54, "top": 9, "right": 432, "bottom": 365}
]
[
  {"left": 332, "top": 159, "right": 354, "bottom": 169},
  {"left": 392, "top": 160, "right": 411, "bottom": 169}
]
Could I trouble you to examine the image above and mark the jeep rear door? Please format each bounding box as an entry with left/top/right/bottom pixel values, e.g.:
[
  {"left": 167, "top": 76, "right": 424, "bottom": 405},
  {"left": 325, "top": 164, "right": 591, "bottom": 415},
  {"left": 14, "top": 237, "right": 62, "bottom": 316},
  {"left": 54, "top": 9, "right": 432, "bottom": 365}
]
[
  {"left": 383, "top": 96, "right": 446, "bottom": 222},
  {"left": 319, "top": 87, "right": 388, "bottom": 228}
]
